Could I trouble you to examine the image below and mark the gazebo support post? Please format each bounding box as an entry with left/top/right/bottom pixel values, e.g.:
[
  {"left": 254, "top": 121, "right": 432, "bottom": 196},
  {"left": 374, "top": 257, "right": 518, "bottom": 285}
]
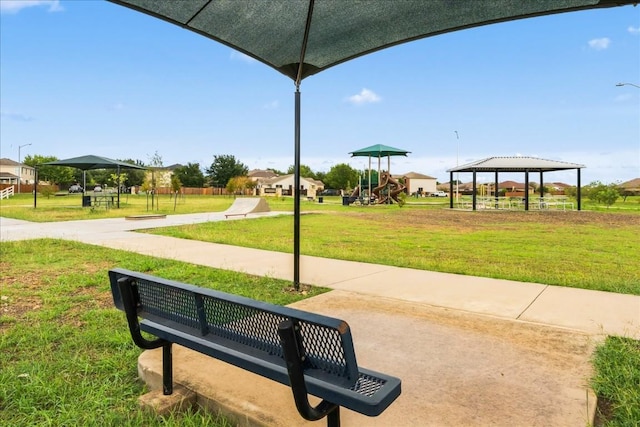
[
  {"left": 524, "top": 170, "right": 530, "bottom": 211},
  {"left": 540, "top": 171, "right": 544, "bottom": 200},
  {"left": 577, "top": 168, "right": 581, "bottom": 211},
  {"left": 472, "top": 172, "right": 477, "bottom": 211},
  {"left": 494, "top": 171, "right": 499, "bottom": 209},
  {"left": 449, "top": 173, "right": 454, "bottom": 209}
]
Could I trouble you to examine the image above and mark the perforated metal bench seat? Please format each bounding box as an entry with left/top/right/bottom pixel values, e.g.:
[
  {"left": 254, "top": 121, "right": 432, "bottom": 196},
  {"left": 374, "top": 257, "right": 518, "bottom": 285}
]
[{"left": 109, "top": 268, "right": 401, "bottom": 423}]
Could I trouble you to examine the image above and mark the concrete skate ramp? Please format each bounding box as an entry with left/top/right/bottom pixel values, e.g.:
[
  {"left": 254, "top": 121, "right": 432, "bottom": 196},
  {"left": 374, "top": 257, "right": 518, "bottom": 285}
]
[{"left": 223, "top": 197, "right": 270, "bottom": 218}]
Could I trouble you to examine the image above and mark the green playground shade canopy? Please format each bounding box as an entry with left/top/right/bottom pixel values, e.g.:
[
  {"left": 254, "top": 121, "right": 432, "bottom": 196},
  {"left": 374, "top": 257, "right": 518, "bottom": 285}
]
[{"left": 350, "top": 144, "right": 410, "bottom": 158}]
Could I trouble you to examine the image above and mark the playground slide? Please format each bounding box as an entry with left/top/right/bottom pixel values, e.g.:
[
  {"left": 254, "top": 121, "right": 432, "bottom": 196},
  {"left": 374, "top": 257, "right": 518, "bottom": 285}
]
[{"left": 373, "top": 172, "right": 406, "bottom": 204}]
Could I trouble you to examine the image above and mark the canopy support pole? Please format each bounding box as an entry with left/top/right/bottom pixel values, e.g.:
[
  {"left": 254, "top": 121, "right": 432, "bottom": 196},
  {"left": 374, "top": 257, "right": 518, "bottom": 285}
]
[
  {"left": 293, "top": 87, "right": 301, "bottom": 290},
  {"left": 33, "top": 167, "right": 38, "bottom": 209},
  {"left": 117, "top": 165, "right": 121, "bottom": 208}
]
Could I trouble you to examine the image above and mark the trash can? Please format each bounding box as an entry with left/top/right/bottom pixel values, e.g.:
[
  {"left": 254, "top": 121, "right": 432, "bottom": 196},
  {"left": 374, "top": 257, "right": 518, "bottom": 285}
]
[
  {"left": 318, "top": 197, "right": 323, "bottom": 204},
  {"left": 82, "top": 195, "right": 92, "bottom": 207},
  {"left": 342, "top": 196, "right": 350, "bottom": 206}
]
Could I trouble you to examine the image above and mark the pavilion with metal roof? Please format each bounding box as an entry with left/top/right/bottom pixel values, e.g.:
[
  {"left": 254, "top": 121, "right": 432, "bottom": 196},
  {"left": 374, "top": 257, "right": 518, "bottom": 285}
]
[{"left": 446, "top": 156, "right": 585, "bottom": 211}]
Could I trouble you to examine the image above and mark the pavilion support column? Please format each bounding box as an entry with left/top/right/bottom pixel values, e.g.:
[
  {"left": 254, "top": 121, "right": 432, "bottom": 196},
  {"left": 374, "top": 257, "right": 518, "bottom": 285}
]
[
  {"left": 449, "top": 172, "right": 454, "bottom": 209},
  {"left": 472, "top": 171, "right": 477, "bottom": 211},
  {"left": 577, "top": 168, "right": 581, "bottom": 211},
  {"left": 494, "top": 171, "right": 499, "bottom": 209},
  {"left": 540, "top": 171, "right": 544, "bottom": 199},
  {"left": 524, "top": 170, "right": 530, "bottom": 211}
]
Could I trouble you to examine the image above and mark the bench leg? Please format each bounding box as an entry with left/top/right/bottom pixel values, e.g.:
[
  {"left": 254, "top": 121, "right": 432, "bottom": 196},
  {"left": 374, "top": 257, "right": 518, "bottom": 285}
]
[
  {"left": 278, "top": 320, "right": 339, "bottom": 423},
  {"left": 163, "top": 342, "right": 173, "bottom": 395},
  {"left": 327, "top": 407, "right": 340, "bottom": 427}
]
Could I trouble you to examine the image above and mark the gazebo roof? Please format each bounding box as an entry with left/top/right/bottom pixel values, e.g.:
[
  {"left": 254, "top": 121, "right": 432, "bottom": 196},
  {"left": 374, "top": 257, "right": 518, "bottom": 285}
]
[{"left": 447, "top": 156, "right": 585, "bottom": 173}]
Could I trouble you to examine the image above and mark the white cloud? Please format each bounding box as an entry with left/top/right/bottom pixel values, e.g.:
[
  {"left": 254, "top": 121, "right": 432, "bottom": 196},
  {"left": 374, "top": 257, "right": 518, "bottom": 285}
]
[
  {"left": 628, "top": 26, "right": 640, "bottom": 35},
  {"left": 229, "top": 50, "right": 257, "bottom": 64},
  {"left": 614, "top": 93, "right": 633, "bottom": 102},
  {"left": 0, "top": 1, "right": 62, "bottom": 14},
  {"left": 263, "top": 100, "right": 279, "bottom": 110},
  {"left": 0, "top": 111, "right": 34, "bottom": 122},
  {"left": 346, "top": 88, "right": 381, "bottom": 105},
  {"left": 587, "top": 37, "right": 611, "bottom": 50}
]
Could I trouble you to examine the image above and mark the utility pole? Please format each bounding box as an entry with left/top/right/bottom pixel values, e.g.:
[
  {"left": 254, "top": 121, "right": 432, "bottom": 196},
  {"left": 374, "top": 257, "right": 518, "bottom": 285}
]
[{"left": 18, "top": 143, "right": 32, "bottom": 194}]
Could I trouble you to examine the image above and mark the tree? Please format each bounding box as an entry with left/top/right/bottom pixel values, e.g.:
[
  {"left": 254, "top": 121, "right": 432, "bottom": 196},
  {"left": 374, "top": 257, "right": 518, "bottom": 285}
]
[
  {"left": 586, "top": 181, "right": 619, "bottom": 208},
  {"left": 324, "top": 163, "right": 360, "bottom": 191},
  {"left": 206, "top": 155, "right": 248, "bottom": 187},
  {"left": 173, "top": 162, "right": 205, "bottom": 187},
  {"left": 120, "top": 159, "right": 146, "bottom": 187},
  {"left": 23, "top": 154, "right": 75, "bottom": 186},
  {"left": 170, "top": 174, "right": 182, "bottom": 211},
  {"left": 226, "top": 176, "right": 255, "bottom": 196},
  {"left": 287, "top": 164, "right": 315, "bottom": 179}
]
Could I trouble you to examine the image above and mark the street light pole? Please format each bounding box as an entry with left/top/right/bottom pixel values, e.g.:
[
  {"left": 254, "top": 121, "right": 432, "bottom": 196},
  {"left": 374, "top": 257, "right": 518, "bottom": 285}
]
[
  {"left": 616, "top": 82, "right": 640, "bottom": 88},
  {"left": 17, "top": 143, "right": 32, "bottom": 194}
]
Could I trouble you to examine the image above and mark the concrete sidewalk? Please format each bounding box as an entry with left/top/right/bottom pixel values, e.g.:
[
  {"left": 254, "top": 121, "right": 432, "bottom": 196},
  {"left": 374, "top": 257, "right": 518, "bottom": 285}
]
[{"left": 2, "top": 213, "right": 639, "bottom": 426}]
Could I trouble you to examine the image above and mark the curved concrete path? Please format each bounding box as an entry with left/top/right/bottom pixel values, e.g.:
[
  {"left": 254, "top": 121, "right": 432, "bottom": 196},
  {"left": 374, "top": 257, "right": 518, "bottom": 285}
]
[{"left": 1, "top": 212, "right": 638, "bottom": 426}]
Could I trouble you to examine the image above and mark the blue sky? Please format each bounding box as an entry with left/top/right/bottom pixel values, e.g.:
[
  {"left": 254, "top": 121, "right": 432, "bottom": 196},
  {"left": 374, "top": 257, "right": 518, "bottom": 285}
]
[{"left": 1, "top": 0, "right": 639, "bottom": 185}]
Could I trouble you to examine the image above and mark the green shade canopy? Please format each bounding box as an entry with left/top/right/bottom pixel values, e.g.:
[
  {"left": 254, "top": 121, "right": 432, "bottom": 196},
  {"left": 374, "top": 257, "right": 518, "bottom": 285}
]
[
  {"left": 108, "top": 0, "right": 634, "bottom": 84},
  {"left": 41, "top": 155, "right": 146, "bottom": 171},
  {"left": 350, "top": 144, "right": 410, "bottom": 158}
]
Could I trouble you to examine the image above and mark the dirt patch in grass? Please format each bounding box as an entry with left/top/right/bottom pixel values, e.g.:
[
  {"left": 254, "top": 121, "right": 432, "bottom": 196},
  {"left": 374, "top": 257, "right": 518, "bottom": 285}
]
[{"left": 350, "top": 209, "right": 639, "bottom": 231}]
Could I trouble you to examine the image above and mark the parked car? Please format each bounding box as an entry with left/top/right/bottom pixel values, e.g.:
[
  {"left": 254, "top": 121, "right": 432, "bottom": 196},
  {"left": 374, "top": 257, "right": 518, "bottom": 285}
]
[
  {"left": 430, "top": 191, "right": 448, "bottom": 197},
  {"left": 320, "top": 189, "right": 341, "bottom": 196},
  {"left": 93, "top": 185, "right": 103, "bottom": 192},
  {"left": 68, "top": 184, "right": 83, "bottom": 193}
]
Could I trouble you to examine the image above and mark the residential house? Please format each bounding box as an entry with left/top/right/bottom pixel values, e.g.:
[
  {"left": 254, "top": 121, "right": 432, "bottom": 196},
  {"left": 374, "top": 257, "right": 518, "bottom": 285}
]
[
  {"left": 0, "top": 158, "right": 36, "bottom": 186},
  {"left": 398, "top": 172, "right": 437, "bottom": 196},
  {"left": 255, "top": 174, "right": 324, "bottom": 199}
]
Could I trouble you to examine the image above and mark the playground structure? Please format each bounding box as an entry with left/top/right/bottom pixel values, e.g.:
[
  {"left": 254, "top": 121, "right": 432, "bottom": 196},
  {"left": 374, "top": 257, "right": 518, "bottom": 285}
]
[{"left": 348, "top": 171, "right": 406, "bottom": 205}]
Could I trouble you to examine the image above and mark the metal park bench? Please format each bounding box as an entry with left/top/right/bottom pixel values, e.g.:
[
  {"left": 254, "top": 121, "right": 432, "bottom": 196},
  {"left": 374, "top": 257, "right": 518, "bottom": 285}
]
[{"left": 109, "top": 268, "right": 401, "bottom": 426}]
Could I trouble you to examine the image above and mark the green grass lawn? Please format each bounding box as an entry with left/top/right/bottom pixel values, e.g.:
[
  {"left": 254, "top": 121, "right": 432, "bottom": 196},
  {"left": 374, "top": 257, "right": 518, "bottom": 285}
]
[
  {"left": 145, "top": 208, "right": 640, "bottom": 295},
  {"left": 0, "top": 239, "right": 328, "bottom": 426},
  {"left": 2, "top": 194, "right": 639, "bottom": 425}
]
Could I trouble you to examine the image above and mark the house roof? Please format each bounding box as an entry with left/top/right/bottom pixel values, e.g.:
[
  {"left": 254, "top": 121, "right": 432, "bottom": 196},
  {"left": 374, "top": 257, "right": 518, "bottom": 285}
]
[
  {"left": 0, "top": 171, "right": 18, "bottom": 178},
  {"left": 0, "top": 158, "right": 21, "bottom": 166},
  {"left": 401, "top": 172, "right": 436, "bottom": 180},
  {"left": 259, "top": 174, "right": 319, "bottom": 185},
  {"left": 619, "top": 178, "right": 640, "bottom": 189},
  {"left": 447, "top": 156, "right": 585, "bottom": 173},
  {"left": 249, "top": 169, "right": 279, "bottom": 179}
]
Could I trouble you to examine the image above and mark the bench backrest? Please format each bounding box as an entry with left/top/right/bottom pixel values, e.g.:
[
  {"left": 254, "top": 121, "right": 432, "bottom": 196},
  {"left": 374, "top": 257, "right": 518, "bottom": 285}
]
[{"left": 109, "top": 268, "right": 360, "bottom": 388}]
